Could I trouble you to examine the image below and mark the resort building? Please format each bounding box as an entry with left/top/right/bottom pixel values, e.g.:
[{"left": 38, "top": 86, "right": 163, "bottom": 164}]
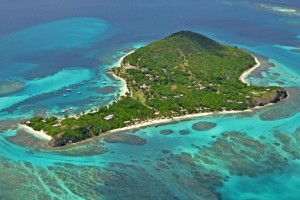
[{"left": 104, "top": 115, "right": 114, "bottom": 121}]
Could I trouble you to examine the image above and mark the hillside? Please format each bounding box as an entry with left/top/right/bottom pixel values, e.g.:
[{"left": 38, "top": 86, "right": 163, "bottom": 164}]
[
  {"left": 26, "top": 31, "right": 287, "bottom": 146},
  {"left": 115, "top": 31, "right": 283, "bottom": 114}
]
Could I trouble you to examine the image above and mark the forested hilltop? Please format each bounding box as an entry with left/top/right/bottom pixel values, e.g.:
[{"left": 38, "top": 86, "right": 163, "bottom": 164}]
[
  {"left": 27, "top": 31, "right": 287, "bottom": 146},
  {"left": 118, "top": 31, "right": 283, "bottom": 113}
]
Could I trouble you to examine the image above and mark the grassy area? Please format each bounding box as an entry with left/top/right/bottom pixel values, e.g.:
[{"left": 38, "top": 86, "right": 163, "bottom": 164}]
[{"left": 132, "top": 90, "right": 147, "bottom": 105}]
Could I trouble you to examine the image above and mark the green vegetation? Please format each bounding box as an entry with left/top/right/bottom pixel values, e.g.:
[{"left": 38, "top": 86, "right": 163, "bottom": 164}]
[
  {"left": 27, "top": 31, "right": 283, "bottom": 146},
  {"left": 29, "top": 97, "right": 153, "bottom": 145},
  {"left": 116, "top": 31, "right": 280, "bottom": 114}
]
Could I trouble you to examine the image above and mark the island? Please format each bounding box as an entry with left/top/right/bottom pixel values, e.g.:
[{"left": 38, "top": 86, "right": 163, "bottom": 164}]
[{"left": 24, "top": 31, "right": 287, "bottom": 146}]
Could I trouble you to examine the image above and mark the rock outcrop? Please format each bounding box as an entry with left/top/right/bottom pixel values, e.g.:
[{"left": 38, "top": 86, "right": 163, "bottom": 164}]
[
  {"left": 253, "top": 89, "right": 288, "bottom": 106},
  {"left": 272, "top": 89, "right": 288, "bottom": 102},
  {"left": 49, "top": 137, "right": 67, "bottom": 147}
]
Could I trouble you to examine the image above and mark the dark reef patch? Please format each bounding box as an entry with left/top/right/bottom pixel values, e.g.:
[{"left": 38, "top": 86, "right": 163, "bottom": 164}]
[
  {"left": 179, "top": 129, "right": 190, "bottom": 135},
  {"left": 160, "top": 129, "right": 174, "bottom": 135},
  {"left": 51, "top": 141, "right": 108, "bottom": 156},
  {"left": 161, "top": 149, "right": 171, "bottom": 154},
  {"left": 0, "top": 80, "right": 25, "bottom": 96},
  {"left": 104, "top": 133, "right": 146, "bottom": 146},
  {"left": 87, "top": 86, "right": 118, "bottom": 94},
  {"left": 169, "top": 129, "right": 300, "bottom": 194},
  {"left": 192, "top": 121, "right": 217, "bottom": 131}
]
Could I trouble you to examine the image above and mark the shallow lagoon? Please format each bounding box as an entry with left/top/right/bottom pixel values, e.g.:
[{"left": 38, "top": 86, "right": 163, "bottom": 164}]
[{"left": 0, "top": 0, "right": 300, "bottom": 199}]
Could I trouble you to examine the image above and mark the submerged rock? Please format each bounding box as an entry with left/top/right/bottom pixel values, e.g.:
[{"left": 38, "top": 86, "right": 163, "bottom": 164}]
[
  {"left": 179, "top": 129, "right": 190, "bottom": 135},
  {"left": 49, "top": 137, "right": 67, "bottom": 147},
  {"left": 104, "top": 133, "right": 146, "bottom": 146},
  {"left": 0, "top": 80, "right": 25, "bottom": 96},
  {"left": 160, "top": 129, "right": 174, "bottom": 135},
  {"left": 161, "top": 149, "right": 171, "bottom": 154},
  {"left": 192, "top": 121, "right": 217, "bottom": 131}
]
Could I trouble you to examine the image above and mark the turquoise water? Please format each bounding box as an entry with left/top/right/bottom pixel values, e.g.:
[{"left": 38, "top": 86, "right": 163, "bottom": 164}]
[
  {"left": 0, "top": 17, "right": 131, "bottom": 120},
  {"left": 0, "top": 0, "right": 300, "bottom": 199},
  {"left": 220, "top": 160, "right": 300, "bottom": 200}
]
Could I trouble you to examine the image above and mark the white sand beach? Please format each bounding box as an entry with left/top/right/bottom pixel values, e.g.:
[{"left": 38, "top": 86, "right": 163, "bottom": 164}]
[
  {"left": 116, "top": 50, "right": 135, "bottom": 96},
  {"left": 18, "top": 124, "right": 52, "bottom": 141},
  {"left": 105, "top": 109, "right": 252, "bottom": 135},
  {"left": 20, "top": 109, "right": 254, "bottom": 145},
  {"left": 109, "top": 50, "right": 135, "bottom": 98},
  {"left": 239, "top": 55, "right": 261, "bottom": 85}
]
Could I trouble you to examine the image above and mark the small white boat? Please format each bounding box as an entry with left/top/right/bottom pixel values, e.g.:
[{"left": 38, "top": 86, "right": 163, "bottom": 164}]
[
  {"left": 66, "top": 88, "right": 72, "bottom": 92},
  {"left": 63, "top": 94, "right": 67, "bottom": 97},
  {"left": 77, "top": 92, "right": 81, "bottom": 94},
  {"left": 102, "top": 81, "right": 107, "bottom": 84}
]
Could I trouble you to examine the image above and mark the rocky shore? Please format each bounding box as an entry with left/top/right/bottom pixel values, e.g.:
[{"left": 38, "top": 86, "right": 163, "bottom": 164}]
[{"left": 253, "top": 89, "right": 288, "bottom": 106}]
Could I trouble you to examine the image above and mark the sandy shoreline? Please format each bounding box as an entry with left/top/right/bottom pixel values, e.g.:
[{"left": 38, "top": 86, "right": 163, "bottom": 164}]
[
  {"left": 106, "top": 110, "right": 252, "bottom": 135},
  {"left": 239, "top": 55, "right": 261, "bottom": 85},
  {"left": 18, "top": 124, "right": 52, "bottom": 141},
  {"left": 110, "top": 50, "right": 135, "bottom": 97},
  {"left": 57, "top": 109, "right": 255, "bottom": 147},
  {"left": 66, "top": 50, "right": 135, "bottom": 118}
]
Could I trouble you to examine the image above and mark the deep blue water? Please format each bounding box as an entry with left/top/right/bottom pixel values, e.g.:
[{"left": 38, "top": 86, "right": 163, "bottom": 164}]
[{"left": 0, "top": 0, "right": 300, "bottom": 199}]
